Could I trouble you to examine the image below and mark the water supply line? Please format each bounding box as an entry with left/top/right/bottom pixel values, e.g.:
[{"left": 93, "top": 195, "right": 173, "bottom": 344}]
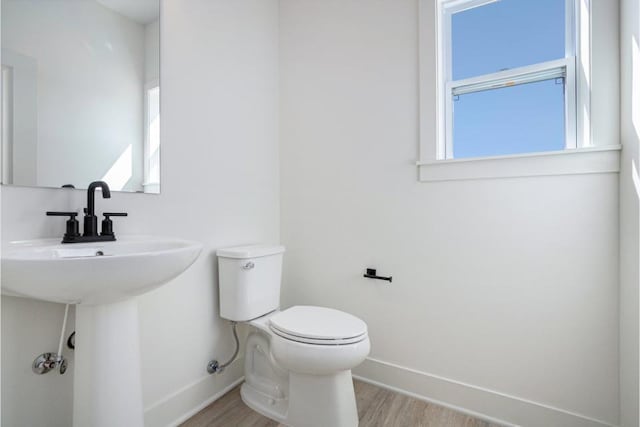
[
  {"left": 207, "top": 321, "right": 239, "bottom": 374},
  {"left": 57, "top": 303, "right": 69, "bottom": 357},
  {"left": 32, "top": 304, "right": 70, "bottom": 375}
]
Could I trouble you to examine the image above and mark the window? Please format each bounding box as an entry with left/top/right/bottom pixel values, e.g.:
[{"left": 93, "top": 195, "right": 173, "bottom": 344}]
[
  {"left": 439, "top": 0, "right": 576, "bottom": 159},
  {"left": 416, "top": 0, "right": 621, "bottom": 182}
]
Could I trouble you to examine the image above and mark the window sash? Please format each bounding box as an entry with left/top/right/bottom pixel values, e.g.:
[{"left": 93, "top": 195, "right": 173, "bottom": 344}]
[
  {"left": 449, "top": 59, "right": 568, "bottom": 97},
  {"left": 444, "top": 58, "right": 577, "bottom": 159},
  {"left": 440, "top": 0, "right": 499, "bottom": 15}
]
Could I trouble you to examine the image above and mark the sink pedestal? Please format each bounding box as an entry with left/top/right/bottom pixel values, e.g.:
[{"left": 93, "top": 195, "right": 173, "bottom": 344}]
[{"left": 73, "top": 299, "right": 145, "bottom": 427}]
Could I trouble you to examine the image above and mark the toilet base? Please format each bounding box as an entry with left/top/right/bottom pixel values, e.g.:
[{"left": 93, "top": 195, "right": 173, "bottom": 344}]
[
  {"left": 241, "top": 382, "right": 288, "bottom": 423},
  {"left": 241, "top": 370, "right": 359, "bottom": 427}
]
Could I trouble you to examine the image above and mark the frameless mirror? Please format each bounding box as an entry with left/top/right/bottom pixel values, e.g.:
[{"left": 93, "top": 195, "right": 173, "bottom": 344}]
[{"left": 1, "top": 0, "right": 160, "bottom": 193}]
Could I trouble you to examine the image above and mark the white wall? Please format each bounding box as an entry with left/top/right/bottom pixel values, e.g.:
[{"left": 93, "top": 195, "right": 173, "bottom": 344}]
[
  {"left": 2, "top": 0, "right": 145, "bottom": 191},
  {"left": 279, "top": 1, "right": 620, "bottom": 426},
  {"left": 619, "top": 0, "right": 640, "bottom": 425},
  {"left": 0, "top": 1, "right": 280, "bottom": 426}
]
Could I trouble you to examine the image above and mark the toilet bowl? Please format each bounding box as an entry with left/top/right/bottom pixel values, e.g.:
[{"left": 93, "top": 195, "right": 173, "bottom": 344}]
[
  {"left": 241, "top": 306, "right": 370, "bottom": 427},
  {"left": 216, "top": 245, "right": 371, "bottom": 427}
]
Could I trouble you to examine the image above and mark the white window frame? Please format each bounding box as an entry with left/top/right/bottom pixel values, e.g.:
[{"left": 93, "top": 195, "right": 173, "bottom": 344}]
[
  {"left": 143, "top": 80, "right": 160, "bottom": 193},
  {"left": 417, "top": 0, "right": 621, "bottom": 181}
]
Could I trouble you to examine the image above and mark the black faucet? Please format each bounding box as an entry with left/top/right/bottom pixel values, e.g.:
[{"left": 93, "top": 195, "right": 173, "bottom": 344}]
[
  {"left": 84, "top": 181, "right": 111, "bottom": 237},
  {"left": 46, "top": 181, "right": 127, "bottom": 244}
]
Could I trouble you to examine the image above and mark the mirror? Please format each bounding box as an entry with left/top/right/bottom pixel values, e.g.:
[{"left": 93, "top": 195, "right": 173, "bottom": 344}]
[{"left": 1, "top": 0, "right": 160, "bottom": 193}]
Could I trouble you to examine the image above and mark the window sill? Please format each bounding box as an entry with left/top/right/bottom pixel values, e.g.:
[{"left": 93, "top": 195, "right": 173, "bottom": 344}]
[{"left": 417, "top": 146, "right": 621, "bottom": 182}]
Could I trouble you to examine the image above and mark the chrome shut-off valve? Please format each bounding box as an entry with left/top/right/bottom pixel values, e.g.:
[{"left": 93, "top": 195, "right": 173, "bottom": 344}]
[{"left": 32, "top": 353, "right": 67, "bottom": 375}]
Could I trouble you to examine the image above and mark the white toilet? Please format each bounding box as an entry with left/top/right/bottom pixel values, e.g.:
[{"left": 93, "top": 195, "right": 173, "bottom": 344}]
[{"left": 217, "top": 245, "right": 370, "bottom": 427}]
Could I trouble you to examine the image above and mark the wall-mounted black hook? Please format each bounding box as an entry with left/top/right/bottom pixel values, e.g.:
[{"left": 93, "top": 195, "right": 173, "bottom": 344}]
[{"left": 363, "top": 268, "right": 392, "bottom": 283}]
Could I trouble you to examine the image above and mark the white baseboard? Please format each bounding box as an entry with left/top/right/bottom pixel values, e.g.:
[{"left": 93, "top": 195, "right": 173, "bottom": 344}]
[
  {"left": 143, "top": 357, "right": 245, "bottom": 427},
  {"left": 143, "top": 355, "right": 618, "bottom": 427},
  {"left": 353, "top": 357, "right": 618, "bottom": 427}
]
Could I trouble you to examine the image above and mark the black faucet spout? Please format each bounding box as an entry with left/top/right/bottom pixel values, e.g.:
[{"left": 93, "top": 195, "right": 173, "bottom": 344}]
[
  {"left": 86, "top": 181, "right": 111, "bottom": 217},
  {"left": 84, "top": 181, "right": 111, "bottom": 236}
]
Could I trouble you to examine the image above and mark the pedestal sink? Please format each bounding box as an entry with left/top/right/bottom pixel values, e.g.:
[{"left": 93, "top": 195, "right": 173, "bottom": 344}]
[{"left": 1, "top": 235, "right": 202, "bottom": 427}]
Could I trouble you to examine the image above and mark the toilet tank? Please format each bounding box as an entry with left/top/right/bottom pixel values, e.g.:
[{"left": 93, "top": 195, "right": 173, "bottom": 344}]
[{"left": 217, "top": 245, "right": 285, "bottom": 321}]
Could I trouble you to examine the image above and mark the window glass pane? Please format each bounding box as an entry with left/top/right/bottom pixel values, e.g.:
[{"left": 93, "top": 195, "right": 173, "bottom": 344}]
[
  {"left": 452, "top": 0, "right": 566, "bottom": 80},
  {"left": 452, "top": 78, "right": 565, "bottom": 158}
]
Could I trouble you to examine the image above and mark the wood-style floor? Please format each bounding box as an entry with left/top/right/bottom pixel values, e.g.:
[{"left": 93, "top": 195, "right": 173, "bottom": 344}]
[{"left": 181, "top": 379, "right": 502, "bottom": 427}]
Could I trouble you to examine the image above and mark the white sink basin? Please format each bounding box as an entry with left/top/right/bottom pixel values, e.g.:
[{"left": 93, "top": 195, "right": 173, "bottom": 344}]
[
  {"left": 1, "top": 234, "right": 203, "bottom": 427},
  {"left": 1, "top": 235, "right": 202, "bottom": 304}
]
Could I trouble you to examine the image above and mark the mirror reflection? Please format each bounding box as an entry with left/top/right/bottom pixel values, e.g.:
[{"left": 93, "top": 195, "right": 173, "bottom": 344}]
[{"left": 1, "top": 0, "right": 160, "bottom": 193}]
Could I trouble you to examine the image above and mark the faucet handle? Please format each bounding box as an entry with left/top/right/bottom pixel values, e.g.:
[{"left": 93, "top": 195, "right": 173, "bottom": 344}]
[
  {"left": 46, "top": 211, "right": 78, "bottom": 217},
  {"left": 46, "top": 212, "right": 80, "bottom": 241},
  {"left": 101, "top": 212, "right": 128, "bottom": 237}
]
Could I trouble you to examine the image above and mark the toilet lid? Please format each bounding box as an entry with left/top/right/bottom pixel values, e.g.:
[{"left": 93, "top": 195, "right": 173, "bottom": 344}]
[{"left": 269, "top": 306, "right": 367, "bottom": 343}]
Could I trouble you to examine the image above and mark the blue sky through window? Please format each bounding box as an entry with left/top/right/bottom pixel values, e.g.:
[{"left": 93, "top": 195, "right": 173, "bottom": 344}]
[{"left": 450, "top": 0, "right": 568, "bottom": 158}]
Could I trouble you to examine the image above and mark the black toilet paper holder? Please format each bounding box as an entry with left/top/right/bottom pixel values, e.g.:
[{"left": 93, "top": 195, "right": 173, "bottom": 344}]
[{"left": 363, "top": 268, "right": 392, "bottom": 283}]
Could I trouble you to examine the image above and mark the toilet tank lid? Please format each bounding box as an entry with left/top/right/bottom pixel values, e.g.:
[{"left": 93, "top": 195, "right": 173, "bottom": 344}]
[{"left": 217, "top": 244, "right": 285, "bottom": 259}]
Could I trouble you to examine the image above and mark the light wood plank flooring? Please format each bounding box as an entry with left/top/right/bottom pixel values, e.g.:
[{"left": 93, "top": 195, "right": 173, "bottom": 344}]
[{"left": 181, "top": 380, "right": 502, "bottom": 427}]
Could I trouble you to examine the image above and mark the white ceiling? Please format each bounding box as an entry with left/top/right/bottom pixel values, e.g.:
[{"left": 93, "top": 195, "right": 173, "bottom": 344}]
[{"left": 96, "top": 0, "right": 159, "bottom": 25}]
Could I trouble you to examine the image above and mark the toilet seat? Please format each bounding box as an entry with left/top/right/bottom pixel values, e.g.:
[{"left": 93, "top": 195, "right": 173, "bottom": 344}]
[{"left": 269, "top": 306, "right": 368, "bottom": 345}]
